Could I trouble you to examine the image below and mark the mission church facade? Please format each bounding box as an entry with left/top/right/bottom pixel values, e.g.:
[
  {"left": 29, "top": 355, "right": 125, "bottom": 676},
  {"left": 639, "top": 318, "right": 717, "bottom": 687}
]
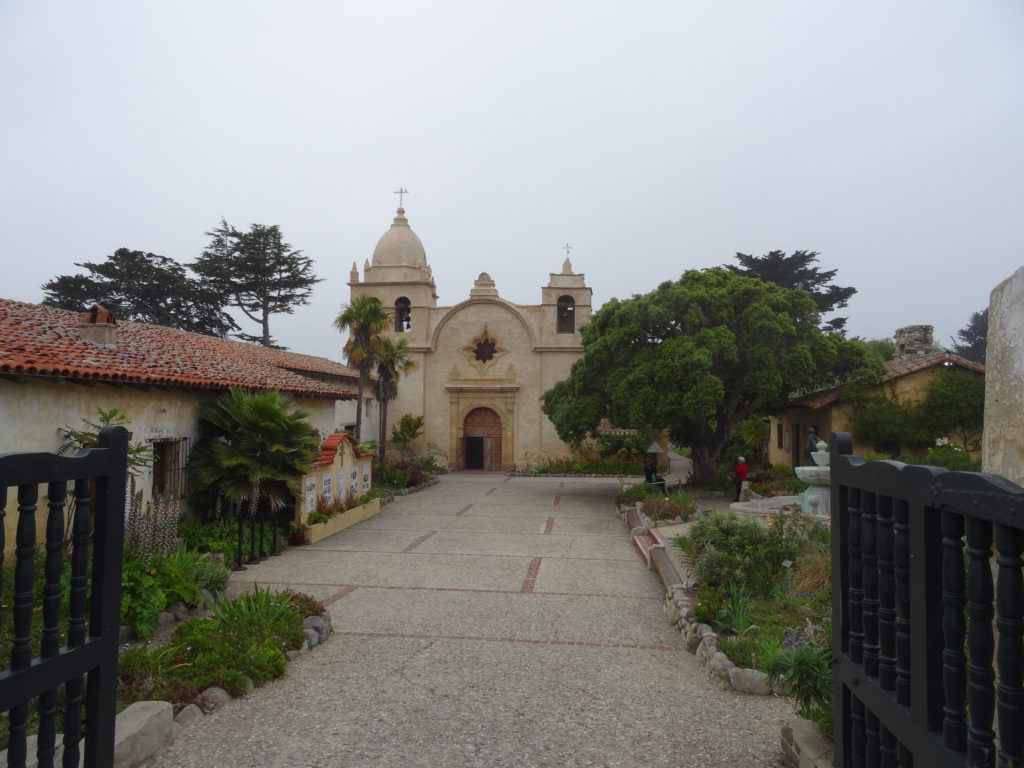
[{"left": 348, "top": 205, "right": 591, "bottom": 470}]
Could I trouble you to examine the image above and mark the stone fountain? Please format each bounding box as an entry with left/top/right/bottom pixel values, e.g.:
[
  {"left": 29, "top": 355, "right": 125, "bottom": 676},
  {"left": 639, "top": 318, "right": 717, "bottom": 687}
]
[{"left": 794, "top": 439, "right": 831, "bottom": 521}]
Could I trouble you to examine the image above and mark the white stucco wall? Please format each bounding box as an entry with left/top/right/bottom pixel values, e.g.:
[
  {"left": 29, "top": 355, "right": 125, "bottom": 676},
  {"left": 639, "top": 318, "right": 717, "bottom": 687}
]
[
  {"left": 982, "top": 266, "right": 1024, "bottom": 486},
  {"left": 0, "top": 377, "right": 342, "bottom": 508}
]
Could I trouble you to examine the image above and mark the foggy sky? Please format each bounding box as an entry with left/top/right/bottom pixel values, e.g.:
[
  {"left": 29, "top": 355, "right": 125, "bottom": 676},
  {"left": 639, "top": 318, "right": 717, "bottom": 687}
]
[{"left": 2, "top": 1, "right": 1022, "bottom": 358}]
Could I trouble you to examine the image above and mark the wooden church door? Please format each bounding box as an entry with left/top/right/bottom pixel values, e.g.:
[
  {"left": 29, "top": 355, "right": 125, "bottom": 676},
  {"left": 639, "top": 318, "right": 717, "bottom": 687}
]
[{"left": 462, "top": 408, "right": 502, "bottom": 470}]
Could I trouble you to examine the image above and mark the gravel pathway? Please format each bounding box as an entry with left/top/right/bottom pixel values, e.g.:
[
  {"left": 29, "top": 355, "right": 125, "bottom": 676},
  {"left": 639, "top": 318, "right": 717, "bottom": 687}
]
[{"left": 140, "top": 474, "right": 789, "bottom": 768}]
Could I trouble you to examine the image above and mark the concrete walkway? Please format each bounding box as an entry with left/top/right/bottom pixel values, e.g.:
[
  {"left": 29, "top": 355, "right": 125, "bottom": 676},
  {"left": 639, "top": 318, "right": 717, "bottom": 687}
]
[{"left": 141, "top": 474, "right": 788, "bottom": 768}]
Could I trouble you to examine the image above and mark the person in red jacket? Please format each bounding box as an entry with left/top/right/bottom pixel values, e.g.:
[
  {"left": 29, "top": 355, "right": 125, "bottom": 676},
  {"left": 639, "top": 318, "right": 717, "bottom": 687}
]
[{"left": 733, "top": 456, "right": 749, "bottom": 502}]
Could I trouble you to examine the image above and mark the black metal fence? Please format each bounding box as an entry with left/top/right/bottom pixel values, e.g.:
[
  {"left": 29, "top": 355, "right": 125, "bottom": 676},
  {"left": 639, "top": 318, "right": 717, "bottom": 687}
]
[
  {"left": 831, "top": 432, "right": 1024, "bottom": 768},
  {"left": 0, "top": 426, "right": 128, "bottom": 768}
]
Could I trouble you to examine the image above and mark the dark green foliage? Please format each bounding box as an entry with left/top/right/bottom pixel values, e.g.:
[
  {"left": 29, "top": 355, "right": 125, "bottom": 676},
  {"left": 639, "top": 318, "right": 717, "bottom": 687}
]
[
  {"left": 614, "top": 482, "right": 665, "bottom": 506},
  {"left": 532, "top": 455, "right": 644, "bottom": 475},
  {"left": 283, "top": 590, "right": 326, "bottom": 618},
  {"left": 192, "top": 220, "right": 320, "bottom": 347},
  {"left": 849, "top": 368, "right": 985, "bottom": 453},
  {"left": 641, "top": 491, "right": 699, "bottom": 521},
  {"left": 859, "top": 337, "right": 895, "bottom": 362},
  {"left": 390, "top": 413, "right": 425, "bottom": 451},
  {"left": 924, "top": 443, "right": 982, "bottom": 472},
  {"left": 120, "top": 554, "right": 168, "bottom": 639},
  {"left": 334, "top": 296, "right": 392, "bottom": 438},
  {"left": 762, "top": 642, "right": 833, "bottom": 726},
  {"left": 952, "top": 308, "right": 987, "bottom": 365},
  {"left": 541, "top": 269, "right": 881, "bottom": 482},
  {"left": 42, "top": 248, "right": 237, "bottom": 337},
  {"left": 725, "top": 249, "right": 857, "bottom": 332},
  {"left": 373, "top": 337, "right": 417, "bottom": 462},
  {"left": 380, "top": 467, "right": 412, "bottom": 489},
  {"left": 189, "top": 388, "right": 319, "bottom": 513}
]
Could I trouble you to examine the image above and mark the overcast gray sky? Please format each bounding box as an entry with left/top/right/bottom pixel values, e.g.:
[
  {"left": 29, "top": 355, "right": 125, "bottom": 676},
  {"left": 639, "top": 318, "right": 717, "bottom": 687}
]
[{"left": 2, "top": 1, "right": 1022, "bottom": 358}]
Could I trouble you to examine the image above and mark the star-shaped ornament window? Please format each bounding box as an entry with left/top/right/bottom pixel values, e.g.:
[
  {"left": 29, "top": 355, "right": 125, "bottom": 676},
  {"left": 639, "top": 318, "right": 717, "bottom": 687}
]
[
  {"left": 473, "top": 339, "right": 497, "bottom": 362},
  {"left": 461, "top": 328, "right": 507, "bottom": 370}
]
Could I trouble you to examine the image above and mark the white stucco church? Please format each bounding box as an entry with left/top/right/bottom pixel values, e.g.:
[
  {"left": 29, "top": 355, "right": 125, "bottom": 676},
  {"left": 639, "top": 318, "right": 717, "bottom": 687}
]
[{"left": 348, "top": 205, "right": 591, "bottom": 470}]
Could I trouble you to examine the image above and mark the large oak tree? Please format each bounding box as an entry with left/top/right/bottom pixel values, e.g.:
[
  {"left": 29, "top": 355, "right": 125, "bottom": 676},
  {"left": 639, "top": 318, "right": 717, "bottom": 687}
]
[{"left": 541, "top": 269, "right": 881, "bottom": 482}]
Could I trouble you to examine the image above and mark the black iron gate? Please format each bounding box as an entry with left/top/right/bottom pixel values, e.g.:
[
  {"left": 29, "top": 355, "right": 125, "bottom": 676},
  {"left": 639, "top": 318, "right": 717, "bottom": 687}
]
[
  {"left": 831, "top": 432, "right": 1024, "bottom": 767},
  {"left": 0, "top": 426, "right": 128, "bottom": 768}
]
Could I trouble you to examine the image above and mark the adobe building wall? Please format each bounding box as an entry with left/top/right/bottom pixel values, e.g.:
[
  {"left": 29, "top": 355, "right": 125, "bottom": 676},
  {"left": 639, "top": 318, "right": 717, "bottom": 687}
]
[
  {"left": 982, "top": 266, "right": 1024, "bottom": 486},
  {"left": 0, "top": 378, "right": 342, "bottom": 553}
]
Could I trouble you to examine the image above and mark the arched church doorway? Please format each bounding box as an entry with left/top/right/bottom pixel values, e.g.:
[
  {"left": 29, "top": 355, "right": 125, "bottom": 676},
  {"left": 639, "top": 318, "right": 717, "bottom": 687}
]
[{"left": 461, "top": 407, "right": 502, "bottom": 470}]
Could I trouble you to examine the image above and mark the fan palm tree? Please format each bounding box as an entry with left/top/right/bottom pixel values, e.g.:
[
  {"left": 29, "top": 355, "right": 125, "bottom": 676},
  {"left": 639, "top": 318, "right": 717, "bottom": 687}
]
[
  {"left": 189, "top": 388, "right": 319, "bottom": 512},
  {"left": 333, "top": 296, "right": 392, "bottom": 440},
  {"left": 372, "top": 337, "right": 418, "bottom": 462}
]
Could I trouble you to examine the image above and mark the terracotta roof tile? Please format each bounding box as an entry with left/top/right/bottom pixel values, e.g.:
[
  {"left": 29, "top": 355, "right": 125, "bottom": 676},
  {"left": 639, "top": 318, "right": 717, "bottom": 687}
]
[
  {"left": 789, "top": 351, "right": 985, "bottom": 410},
  {"left": 0, "top": 298, "right": 359, "bottom": 400}
]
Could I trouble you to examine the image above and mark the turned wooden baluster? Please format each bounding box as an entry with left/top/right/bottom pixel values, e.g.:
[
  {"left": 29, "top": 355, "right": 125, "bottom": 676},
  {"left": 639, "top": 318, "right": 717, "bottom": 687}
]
[
  {"left": 9, "top": 483, "right": 39, "bottom": 767},
  {"left": 36, "top": 480, "right": 69, "bottom": 767},
  {"left": 62, "top": 477, "right": 92, "bottom": 767},
  {"left": 894, "top": 498, "right": 912, "bottom": 707},
  {"left": 863, "top": 491, "right": 881, "bottom": 678},
  {"left": 877, "top": 494, "right": 897, "bottom": 691},
  {"left": 850, "top": 487, "right": 865, "bottom": 665},
  {"left": 965, "top": 515, "right": 995, "bottom": 768},
  {"left": 941, "top": 509, "right": 967, "bottom": 752},
  {"left": 995, "top": 523, "right": 1023, "bottom": 768}
]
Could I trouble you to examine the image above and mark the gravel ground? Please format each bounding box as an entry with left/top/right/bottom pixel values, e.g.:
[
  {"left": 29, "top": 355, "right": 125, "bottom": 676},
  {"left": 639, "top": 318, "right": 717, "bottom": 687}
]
[{"left": 140, "top": 475, "right": 790, "bottom": 768}]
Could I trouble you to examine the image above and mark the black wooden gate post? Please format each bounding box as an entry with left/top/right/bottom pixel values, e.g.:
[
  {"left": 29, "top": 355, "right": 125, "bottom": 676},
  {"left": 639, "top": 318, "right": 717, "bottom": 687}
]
[{"left": 0, "top": 425, "right": 128, "bottom": 768}]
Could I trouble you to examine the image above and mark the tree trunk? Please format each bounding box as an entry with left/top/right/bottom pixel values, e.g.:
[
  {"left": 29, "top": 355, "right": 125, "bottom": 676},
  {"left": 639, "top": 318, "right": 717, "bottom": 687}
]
[
  {"left": 378, "top": 399, "right": 388, "bottom": 463},
  {"left": 355, "top": 376, "right": 364, "bottom": 440}
]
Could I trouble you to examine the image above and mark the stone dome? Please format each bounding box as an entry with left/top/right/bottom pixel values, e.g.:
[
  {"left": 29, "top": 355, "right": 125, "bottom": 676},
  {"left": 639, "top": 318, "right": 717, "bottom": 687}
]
[{"left": 371, "top": 208, "right": 428, "bottom": 268}]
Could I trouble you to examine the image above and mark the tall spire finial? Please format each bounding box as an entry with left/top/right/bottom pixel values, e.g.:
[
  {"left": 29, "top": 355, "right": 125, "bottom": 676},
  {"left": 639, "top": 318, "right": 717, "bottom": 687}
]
[
  {"left": 563, "top": 243, "right": 572, "bottom": 257},
  {"left": 394, "top": 187, "right": 409, "bottom": 207}
]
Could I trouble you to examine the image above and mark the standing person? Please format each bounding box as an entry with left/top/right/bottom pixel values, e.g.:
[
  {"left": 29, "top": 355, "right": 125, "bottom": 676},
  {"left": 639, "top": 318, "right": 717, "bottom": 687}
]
[
  {"left": 734, "top": 456, "right": 748, "bottom": 502},
  {"left": 804, "top": 427, "right": 819, "bottom": 465}
]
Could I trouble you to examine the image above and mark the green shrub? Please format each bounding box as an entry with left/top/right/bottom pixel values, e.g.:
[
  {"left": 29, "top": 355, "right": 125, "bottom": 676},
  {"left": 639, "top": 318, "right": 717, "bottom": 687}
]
[
  {"left": 306, "top": 511, "right": 329, "bottom": 524},
  {"left": 614, "top": 482, "right": 664, "bottom": 506},
  {"left": 924, "top": 442, "right": 981, "bottom": 472},
  {"left": 121, "top": 554, "right": 168, "bottom": 639},
  {"left": 284, "top": 590, "right": 326, "bottom": 618},
  {"left": 192, "top": 553, "right": 230, "bottom": 594},
  {"left": 762, "top": 641, "right": 833, "bottom": 724},
  {"left": 154, "top": 548, "right": 204, "bottom": 607},
  {"left": 380, "top": 467, "right": 412, "bottom": 489}
]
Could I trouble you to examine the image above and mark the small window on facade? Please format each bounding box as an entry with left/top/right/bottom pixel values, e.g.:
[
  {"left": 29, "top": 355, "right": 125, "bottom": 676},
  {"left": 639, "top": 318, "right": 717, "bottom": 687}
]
[
  {"left": 776, "top": 422, "right": 784, "bottom": 450},
  {"left": 395, "top": 297, "right": 412, "bottom": 332},
  {"left": 151, "top": 437, "right": 191, "bottom": 499},
  {"left": 556, "top": 295, "right": 575, "bottom": 333}
]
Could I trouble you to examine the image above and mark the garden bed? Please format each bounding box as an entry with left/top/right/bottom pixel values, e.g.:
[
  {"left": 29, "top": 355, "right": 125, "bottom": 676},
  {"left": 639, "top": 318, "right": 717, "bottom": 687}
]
[{"left": 302, "top": 497, "right": 382, "bottom": 544}]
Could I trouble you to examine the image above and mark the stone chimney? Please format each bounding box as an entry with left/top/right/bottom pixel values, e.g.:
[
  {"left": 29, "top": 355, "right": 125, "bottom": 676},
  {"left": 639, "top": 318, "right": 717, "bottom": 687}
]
[
  {"left": 893, "top": 325, "right": 941, "bottom": 360},
  {"left": 78, "top": 305, "right": 118, "bottom": 347}
]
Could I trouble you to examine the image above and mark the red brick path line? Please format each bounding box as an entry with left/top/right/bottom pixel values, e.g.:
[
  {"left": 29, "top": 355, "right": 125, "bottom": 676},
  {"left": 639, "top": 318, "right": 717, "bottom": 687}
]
[
  {"left": 553, "top": 495, "right": 561, "bottom": 506},
  {"left": 484, "top": 487, "right": 497, "bottom": 496},
  {"left": 401, "top": 531, "right": 436, "bottom": 553},
  {"left": 233, "top": 580, "right": 661, "bottom": 601},
  {"left": 337, "top": 630, "right": 675, "bottom": 652},
  {"left": 455, "top": 504, "right": 474, "bottom": 516},
  {"left": 521, "top": 557, "right": 542, "bottom": 593},
  {"left": 274, "top": 547, "right": 637, "bottom": 562},
  {"left": 544, "top": 518, "right": 555, "bottom": 534},
  {"left": 322, "top": 584, "right": 358, "bottom": 607}
]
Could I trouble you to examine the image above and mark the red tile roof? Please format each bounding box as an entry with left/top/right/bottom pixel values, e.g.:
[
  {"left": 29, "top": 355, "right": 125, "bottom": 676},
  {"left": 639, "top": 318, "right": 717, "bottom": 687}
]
[
  {"left": 312, "top": 432, "right": 374, "bottom": 467},
  {"left": 0, "top": 298, "right": 359, "bottom": 400},
  {"left": 790, "top": 351, "right": 985, "bottom": 410}
]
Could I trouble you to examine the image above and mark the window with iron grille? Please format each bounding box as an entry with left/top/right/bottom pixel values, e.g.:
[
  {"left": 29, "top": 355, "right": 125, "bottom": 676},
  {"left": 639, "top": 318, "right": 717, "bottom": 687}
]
[{"left": 150, "top": 437, "right": 191, "bottom": 499}]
